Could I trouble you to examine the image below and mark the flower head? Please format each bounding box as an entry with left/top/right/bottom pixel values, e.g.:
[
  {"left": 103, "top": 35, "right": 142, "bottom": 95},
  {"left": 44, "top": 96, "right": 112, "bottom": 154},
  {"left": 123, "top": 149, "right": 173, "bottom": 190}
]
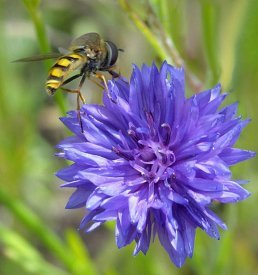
[{"left": 56, "top": 62, "right": 255, "bottom": 267}]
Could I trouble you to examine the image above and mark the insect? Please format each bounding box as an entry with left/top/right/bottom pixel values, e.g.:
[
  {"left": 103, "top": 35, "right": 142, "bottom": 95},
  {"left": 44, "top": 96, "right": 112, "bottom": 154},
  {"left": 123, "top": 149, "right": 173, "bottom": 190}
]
[{"left": 14, "top": 32, "right": 122, "bottom": 130}]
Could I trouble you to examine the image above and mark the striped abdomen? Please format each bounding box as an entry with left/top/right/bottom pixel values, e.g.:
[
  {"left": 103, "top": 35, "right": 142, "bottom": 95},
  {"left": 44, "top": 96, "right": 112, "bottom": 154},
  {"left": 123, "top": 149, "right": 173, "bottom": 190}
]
[{"left": 45, "top": 53, "right": 87, "bottom": 95}]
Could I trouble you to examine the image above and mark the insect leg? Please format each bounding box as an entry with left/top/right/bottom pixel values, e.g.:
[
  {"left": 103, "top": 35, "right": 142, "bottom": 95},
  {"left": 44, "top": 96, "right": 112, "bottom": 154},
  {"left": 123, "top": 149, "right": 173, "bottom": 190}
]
[
  {"left": 108, "top": 69, "right": 120, "bottom": 78},
  {"left": 61, "top": 87, "right": 85, "bottom": 132},
  {"left": 94, "top": 73, "right": 108, "bottom": 91},
  {"left": 61, "top": 71, "right": 87, "bottom": 104},
  {"left": 60, "top": 72, "right": 87, "bottom": 132},
  {"left": 62, "top": 73, "right": 82, "bottom": 86},
  {"left": 107, "top": 68, "right": 128, "bottom": 86},
  {"left": 93, "top": 73, "right": 116, "bottom": 102},
  {"left": 78, "top": 71, "right": 87, "bottom": 91},
  {"left": 89, "top": 78, "right": 105, "bottom": 89}
]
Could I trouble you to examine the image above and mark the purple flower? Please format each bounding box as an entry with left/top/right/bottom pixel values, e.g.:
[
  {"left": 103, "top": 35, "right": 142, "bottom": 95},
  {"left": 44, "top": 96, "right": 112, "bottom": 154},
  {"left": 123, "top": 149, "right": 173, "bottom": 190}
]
[{"left": 56, "top": 62, "right": 255, "bottom": 267}]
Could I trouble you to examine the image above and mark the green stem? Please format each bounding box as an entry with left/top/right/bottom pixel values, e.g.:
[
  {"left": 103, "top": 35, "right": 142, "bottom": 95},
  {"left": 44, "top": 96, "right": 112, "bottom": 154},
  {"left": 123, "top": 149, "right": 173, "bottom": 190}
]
[
  {"left": 200, "top": 0, "right": 221, "bottom": 86},
  {"left": 119, "top": 0, "right": 203, "bottom": 92},
  {"left": 22, "top": 0, "right": 67, "bottom": 115},
  {"left": 118, "top": 0, "right": 169, "bottom": 62},
  {"left": 0, "top": 188, "right": 75, "bottom": 272}
]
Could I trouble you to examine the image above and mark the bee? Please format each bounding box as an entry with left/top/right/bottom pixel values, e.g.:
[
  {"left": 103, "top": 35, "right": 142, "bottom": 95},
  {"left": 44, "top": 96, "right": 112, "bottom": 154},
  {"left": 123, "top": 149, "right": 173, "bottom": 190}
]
[{"left": 14, "top": 32, "right": 122, "bottom": 129}]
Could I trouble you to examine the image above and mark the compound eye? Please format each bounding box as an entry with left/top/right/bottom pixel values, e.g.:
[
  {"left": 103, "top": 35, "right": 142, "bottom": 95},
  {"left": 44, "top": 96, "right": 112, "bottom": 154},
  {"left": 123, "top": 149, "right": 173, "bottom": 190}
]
[{"left": 105, "top": 41, "right": 118, "bottom": 67}]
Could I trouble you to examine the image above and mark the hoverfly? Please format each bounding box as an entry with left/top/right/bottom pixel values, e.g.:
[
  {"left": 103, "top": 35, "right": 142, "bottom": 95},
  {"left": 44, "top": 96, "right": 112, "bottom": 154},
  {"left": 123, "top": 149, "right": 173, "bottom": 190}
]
[{"left": 14, "top": 32, "right": 122, "bottom": 130}]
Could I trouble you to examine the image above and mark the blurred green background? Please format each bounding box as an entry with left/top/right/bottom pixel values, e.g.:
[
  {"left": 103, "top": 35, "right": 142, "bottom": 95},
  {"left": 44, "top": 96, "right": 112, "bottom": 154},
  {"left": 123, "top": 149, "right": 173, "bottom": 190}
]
[{"left": 0, "top": 0, "right": 257, "bottom": 274}]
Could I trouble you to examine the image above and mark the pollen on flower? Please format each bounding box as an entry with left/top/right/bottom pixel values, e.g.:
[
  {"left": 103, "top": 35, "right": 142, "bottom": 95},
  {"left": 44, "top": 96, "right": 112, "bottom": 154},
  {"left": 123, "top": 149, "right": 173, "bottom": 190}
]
[{"left": 56, "top": 62, "right": 255, "bottom": 267}]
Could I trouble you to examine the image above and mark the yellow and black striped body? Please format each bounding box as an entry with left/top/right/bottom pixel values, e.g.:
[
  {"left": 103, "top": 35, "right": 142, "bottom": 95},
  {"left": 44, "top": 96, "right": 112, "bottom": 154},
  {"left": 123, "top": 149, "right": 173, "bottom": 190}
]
[{"left": 46, "top": 53, "right": 87, "bottom": 95}]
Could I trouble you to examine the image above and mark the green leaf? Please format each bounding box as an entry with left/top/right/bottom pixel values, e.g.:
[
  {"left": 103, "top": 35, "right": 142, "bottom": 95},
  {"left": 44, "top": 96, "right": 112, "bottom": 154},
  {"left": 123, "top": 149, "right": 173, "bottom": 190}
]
[
  {"left": 200, "top": 0, "right": 221, "bottom": 86},
  {"left": 0, "top": 225, "right": 68, "bottom": 275},
  {"left": 118, "top": 0, "right": 169, "bottom": 62},
  {"left": 22, "top": 0, "right": 67, "bottom": 114},
  {"left": 65, "top": 229, "right": 97, "bottom": 275},
  {"left": 218, "top": 0, "right": 249, "bottom": 89},
  {"left": 0, "top": 188, "right": 75, "bottom": 273},
  {"left": 23, "top": 0, "right": 41, "bottom": 11}
]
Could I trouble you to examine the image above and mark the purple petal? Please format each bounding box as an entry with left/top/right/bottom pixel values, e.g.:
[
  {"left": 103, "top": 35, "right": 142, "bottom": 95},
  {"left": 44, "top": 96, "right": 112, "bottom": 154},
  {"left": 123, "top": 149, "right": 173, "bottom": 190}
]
[
  {"left": 219, "top": 148, "right": 256, "bottom": 165},
  {"left": 56, "top": 62, "right": 254, "bottom": 267}
]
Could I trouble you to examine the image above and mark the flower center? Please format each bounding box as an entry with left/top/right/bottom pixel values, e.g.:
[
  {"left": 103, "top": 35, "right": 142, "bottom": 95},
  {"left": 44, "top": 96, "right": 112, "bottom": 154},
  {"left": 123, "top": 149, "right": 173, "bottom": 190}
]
[
  {"left": 134, "top": 140, "right": 176, "bottom": 183},
  {"left": 113, "top": 123, "right": 176, "bottom": 184},
  {"left": 113, "top": 122, "right": 176, "bottom": 183}
]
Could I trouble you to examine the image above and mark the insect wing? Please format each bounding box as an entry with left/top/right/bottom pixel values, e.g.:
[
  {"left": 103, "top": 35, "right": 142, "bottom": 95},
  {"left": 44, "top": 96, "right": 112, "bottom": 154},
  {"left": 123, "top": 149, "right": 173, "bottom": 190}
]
[
  {"left": 69, "top": 32, "right": 102, "bottom": 51},
  {"left": 13, "top": 52, "right": 63, "bottom": 62}
]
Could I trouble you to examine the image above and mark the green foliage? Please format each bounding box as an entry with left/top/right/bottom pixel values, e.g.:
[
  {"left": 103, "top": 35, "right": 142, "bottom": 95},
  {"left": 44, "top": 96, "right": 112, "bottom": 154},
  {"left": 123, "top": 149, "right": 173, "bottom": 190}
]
[
  {"left": 0, "top": 0, "right": 257, "bottom": 274},
  {"left": 199, "top": 0, "right": 221, "bottom": 85},
  {"left": 0, "top": 226, "right": 68, "bottom": 275},
  {"left": 23, "top": 0, "right": 67, "bottom": 114}
]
